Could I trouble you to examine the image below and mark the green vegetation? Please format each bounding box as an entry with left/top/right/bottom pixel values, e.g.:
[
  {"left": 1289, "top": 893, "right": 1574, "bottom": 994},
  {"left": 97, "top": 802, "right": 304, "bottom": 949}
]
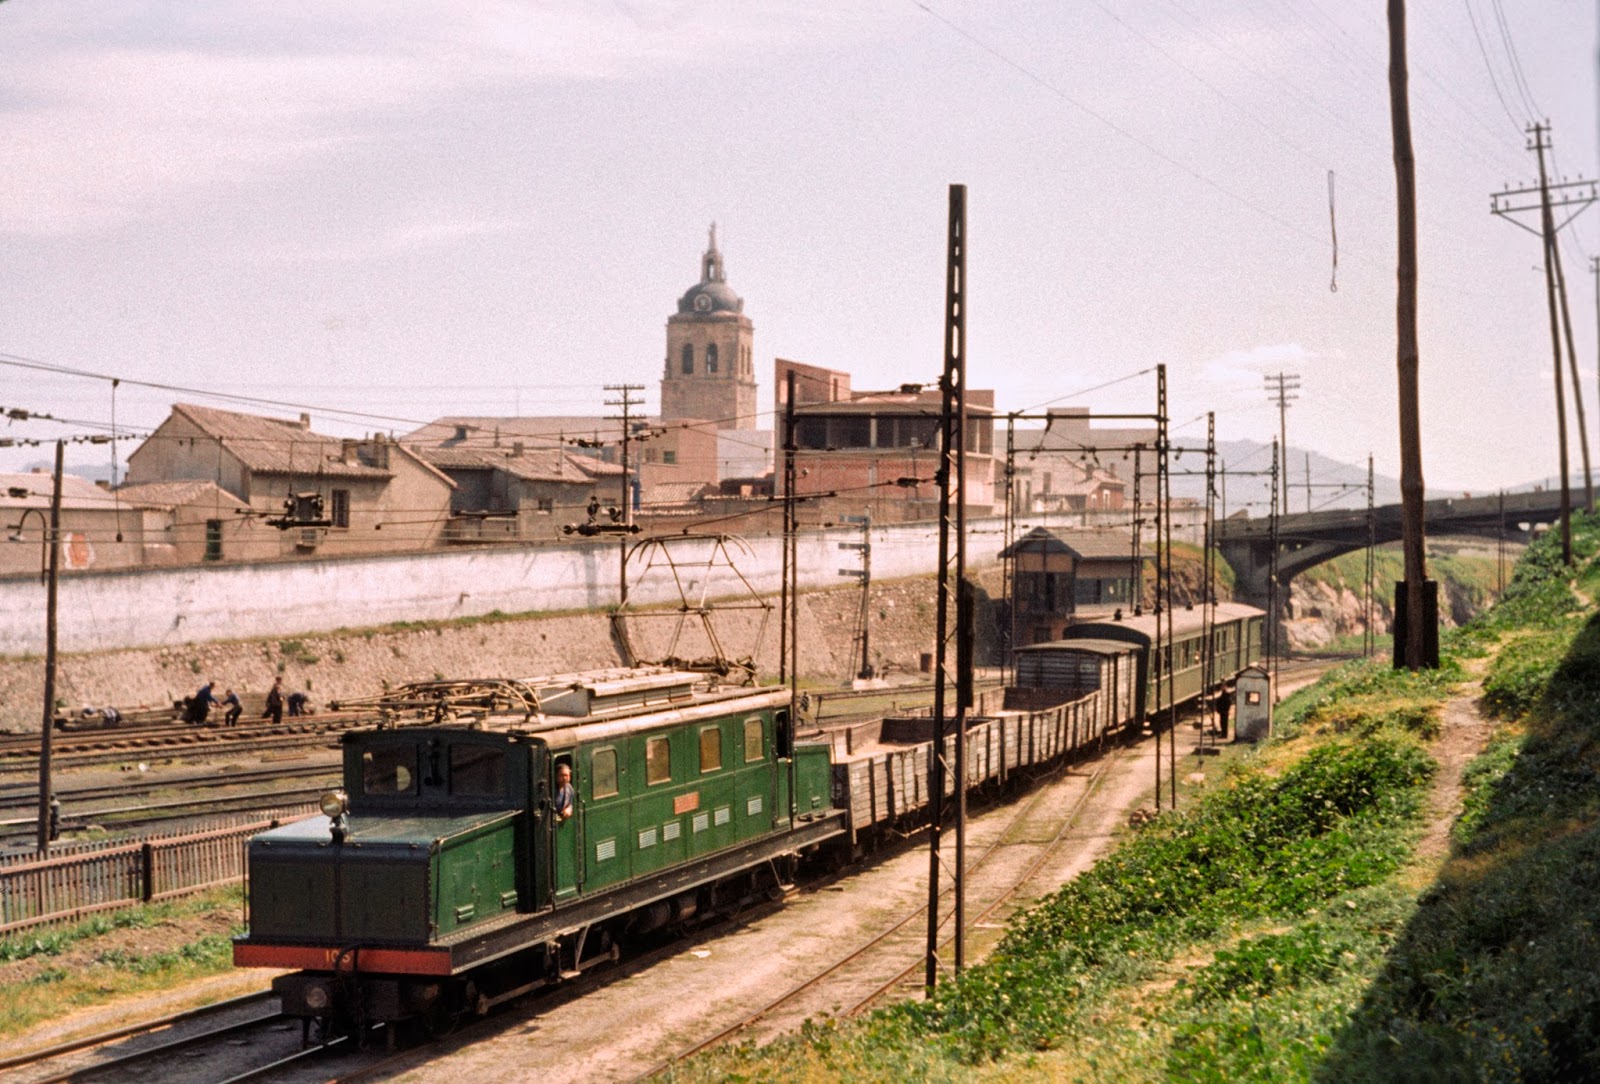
[
  {"left": 0, "top": 888, "right": 243, "bottom": 1038},
  {"left": 674, "top": 517, "right": 1600, "bottom": 1083},
  {"left": 676, "top": 707, "right": 1442, "bottom": 1081},
  {"left": 1318, "top": 514, "right": 1600, "bottom": 1082},
  {"left": 277, "top": 638, "right": 319, "bottom": 665}
]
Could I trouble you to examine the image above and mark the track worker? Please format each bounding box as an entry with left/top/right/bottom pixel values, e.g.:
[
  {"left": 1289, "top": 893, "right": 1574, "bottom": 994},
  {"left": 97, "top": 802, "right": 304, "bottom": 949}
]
[
  {"left": 188, "top": 681, "right": 220, "bottom": 725},
  {"left": 553, "top": 763, "right": 575, "bottom": 822},
  {"left": 1216, "top": 682, "right": 1234, "bottom": 739},
  {"left": 264, "top": 677, "right": 285, "bottom": 725},
  {"left": 221, "top": 689, "right": 243, "bottom": 727}
]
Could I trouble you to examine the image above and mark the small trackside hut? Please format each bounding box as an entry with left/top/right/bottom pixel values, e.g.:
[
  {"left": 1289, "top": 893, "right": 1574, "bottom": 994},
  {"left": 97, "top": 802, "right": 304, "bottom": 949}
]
[{"left": 233, "top": 668, "right": 842, "bottom": 1033}]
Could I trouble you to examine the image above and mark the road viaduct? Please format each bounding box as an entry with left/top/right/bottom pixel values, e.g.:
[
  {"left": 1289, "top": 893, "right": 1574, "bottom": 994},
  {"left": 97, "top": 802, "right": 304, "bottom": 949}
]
[{"left": 1215, "top": 490, "right": 1567, "bottom": 608}]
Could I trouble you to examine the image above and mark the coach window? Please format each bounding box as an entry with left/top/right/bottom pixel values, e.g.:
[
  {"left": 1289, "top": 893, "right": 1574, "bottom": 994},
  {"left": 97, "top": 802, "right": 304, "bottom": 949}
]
[
  {"left": 646, "top": 736, "right": 672, "bottom": 785},
  {"left": 699, "top": 727, "right": 723, "bottom": 773},
  {"left": 591, "top": 748, "right": 619, "bottom": 799},
  {"left": 744, "top": 717, "right": 764, "bottom": 762}
]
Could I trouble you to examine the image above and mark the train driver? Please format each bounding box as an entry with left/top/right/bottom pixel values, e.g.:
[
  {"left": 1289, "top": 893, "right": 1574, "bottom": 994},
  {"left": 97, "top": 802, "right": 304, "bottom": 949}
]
[{"left": 553, "top": 762, "right": 575, "bottom": 823}]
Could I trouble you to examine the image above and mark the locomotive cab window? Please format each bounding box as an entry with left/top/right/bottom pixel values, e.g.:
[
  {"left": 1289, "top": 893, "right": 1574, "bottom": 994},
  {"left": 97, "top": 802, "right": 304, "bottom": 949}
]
[
  {"left": 743, "top": 717, "right": 764, "bottom": 762},
  {"left": 646, "top": 736, "right": 672, "bottom": 785},
  {"left": 591, "top": 747, "right": 619, "bottom": 799},
  {"left": 449, "top": 743, "right": 506, "bottom": 798},
  {"left": 362, "top": 743, "right": 420, "bottom": 796},
  {"left": 699, "top": 727, "right": 722, "bottom": 773}
]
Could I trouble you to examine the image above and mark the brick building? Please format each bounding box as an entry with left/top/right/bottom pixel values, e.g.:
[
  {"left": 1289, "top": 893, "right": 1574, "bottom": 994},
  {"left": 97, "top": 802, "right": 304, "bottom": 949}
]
[{"left": 774, "top": 359, "right": 996, "bottom": 522}]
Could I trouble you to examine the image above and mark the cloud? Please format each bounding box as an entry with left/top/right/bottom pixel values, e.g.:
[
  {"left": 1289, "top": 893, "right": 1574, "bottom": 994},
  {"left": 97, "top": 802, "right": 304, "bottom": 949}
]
[
  {"left": 0, "top": 2, "right": 883, "bottom": 237},
  {"left": 1198, "top": 341, "right": 1335, "bottom": 389}
]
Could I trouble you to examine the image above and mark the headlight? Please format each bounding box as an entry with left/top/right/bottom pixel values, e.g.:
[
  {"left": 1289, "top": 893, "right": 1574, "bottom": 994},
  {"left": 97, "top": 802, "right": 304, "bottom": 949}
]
[
  {"left": 319, "top": 789, "right": 349, "bottom": 818},
  {"left": 303, "top": 983, "right": 331, "bottom": 1011}
]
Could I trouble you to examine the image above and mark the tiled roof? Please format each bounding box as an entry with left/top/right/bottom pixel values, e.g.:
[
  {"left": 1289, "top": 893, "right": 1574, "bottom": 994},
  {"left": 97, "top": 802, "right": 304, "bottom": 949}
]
[
  {"left": 0, "top": 472, "right": 112, "bottom": 511},
  {"left": 418, "top": 445, "right": 620, "bottom": 483},
  {"left": 170, "top": 404, "right": 392, "bottom": 480},
  {"left": 404, "top": 415, "right": 653, "bottom": 448},
  {"left": 113, "top": 480, "right": 250, "bottom": 511}
]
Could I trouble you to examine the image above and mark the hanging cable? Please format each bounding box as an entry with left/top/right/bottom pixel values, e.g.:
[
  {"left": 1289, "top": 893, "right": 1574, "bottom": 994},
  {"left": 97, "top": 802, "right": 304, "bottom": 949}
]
[{"left": 1328, "top": 170, "right": 1339, "bottom": 293}]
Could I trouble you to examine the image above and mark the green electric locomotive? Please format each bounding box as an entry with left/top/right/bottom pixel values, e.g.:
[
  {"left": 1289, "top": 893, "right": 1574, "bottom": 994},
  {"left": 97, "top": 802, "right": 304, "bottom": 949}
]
[{"left": 233, "top": 667, "right": 843, "bottom": 1031}]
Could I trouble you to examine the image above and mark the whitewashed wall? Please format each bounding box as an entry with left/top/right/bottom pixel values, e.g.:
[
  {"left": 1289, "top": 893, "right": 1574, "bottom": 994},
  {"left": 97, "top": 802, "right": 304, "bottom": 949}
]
[{"left": 0, "top": 511, "right": 1203, "bottom": 655}]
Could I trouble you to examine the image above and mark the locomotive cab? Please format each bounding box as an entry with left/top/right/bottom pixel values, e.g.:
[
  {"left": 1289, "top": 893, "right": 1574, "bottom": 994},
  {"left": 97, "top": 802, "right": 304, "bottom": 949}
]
[{"left": 235, "top": 728, "right": 540, "bottom": 1023}]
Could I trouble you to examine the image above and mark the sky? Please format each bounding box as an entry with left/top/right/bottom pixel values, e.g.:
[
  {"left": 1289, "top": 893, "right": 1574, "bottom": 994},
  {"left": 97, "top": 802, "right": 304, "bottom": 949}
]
[{"left": 2, "top": 1, "right": 1596, "bottom": 500}]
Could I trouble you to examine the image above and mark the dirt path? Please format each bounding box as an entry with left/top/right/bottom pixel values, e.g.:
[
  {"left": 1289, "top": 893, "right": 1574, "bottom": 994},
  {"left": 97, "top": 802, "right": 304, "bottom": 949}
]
[{"left": 1415, "top": 678, "right": 1493, "bottom": 865}]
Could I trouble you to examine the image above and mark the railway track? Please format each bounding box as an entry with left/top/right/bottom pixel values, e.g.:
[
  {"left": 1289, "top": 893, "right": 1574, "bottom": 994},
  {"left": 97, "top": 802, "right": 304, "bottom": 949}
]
[
  {"left": 634, "top": 733, "right": 1131, "bottom": 1076},
  {"left": 0, "top": 713, "right": 372, "bottom": 767},
  {"left": 0, "top": 990, "right": 323, "bottom": 1084}
]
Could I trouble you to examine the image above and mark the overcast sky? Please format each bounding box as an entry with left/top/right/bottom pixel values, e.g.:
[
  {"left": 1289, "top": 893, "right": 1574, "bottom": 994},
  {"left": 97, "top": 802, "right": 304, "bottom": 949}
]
[{"left": 2, "top": 1, "right": 1595, "bottom": 497}]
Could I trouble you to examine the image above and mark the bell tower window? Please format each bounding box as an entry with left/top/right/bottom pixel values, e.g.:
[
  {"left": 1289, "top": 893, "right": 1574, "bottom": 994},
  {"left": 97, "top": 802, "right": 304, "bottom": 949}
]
[
  {"left": 681, "top": 344, "right": 693, "bottom": 375},
  {"left": 706, "top": 343, "right": 719, "bottom": 374}
]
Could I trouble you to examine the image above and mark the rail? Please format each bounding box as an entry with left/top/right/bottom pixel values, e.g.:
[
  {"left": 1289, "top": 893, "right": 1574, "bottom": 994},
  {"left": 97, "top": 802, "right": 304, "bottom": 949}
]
[{"left": 0, "top": 805, "right": 316, "bottom": 936}]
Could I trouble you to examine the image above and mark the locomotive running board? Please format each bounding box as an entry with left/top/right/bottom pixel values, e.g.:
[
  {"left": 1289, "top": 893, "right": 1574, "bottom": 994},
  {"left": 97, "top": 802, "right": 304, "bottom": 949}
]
[{"left": 441, "top": 812, "right": 846, "bottom": 975}]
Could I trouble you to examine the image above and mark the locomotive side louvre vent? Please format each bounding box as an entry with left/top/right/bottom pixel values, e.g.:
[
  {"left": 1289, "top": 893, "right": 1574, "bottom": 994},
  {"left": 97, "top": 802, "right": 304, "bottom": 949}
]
[
  {"left": 714, "top": 806, "right": 731, "bottom": 826},
  {"left": 692, "top": 812, "right": 710, "bottom": 833},
  {"left": 663, "top": 820, "right": 682, "bottom": 841},
  {"left": 638, "top": 826, "right": 658, "bottom": 849},
  {"left": 746, "top": 795, "right": 763, "bottom": 816},
  {"left": 596, "top": 838, "right": 617, "bottom": 862}
]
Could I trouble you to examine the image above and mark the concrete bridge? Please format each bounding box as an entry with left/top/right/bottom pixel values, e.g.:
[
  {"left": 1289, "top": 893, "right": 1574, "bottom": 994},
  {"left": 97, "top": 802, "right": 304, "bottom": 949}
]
[{"left": 1216, "top": 490, "right": 1566, "bottom": 606}]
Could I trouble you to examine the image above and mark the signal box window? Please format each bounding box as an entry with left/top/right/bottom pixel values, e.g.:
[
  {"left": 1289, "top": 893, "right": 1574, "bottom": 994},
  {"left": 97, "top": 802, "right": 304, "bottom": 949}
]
[
  {"left": 449, "top": 744, "right": 506, "bottom": 798},
  {"left": 363, "top": 744, "right": 419, "bottom": 796},
  {"left": 591, "top": 748, "right": 619, "bottom": 799},
  {"left": 699, "top": 727, "right": 722, "bottom": 773},
  {"left": 743, "top": 717, "right": 764, "bottom": 763},
  {"left": 646, "top": 736, "right": 671, "bottom": 785}
]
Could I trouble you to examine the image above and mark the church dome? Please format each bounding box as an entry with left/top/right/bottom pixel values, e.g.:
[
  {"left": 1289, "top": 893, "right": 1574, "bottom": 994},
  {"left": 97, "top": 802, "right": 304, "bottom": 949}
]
[
  {"left": 675, "top": 224, "right": 744, "bottom": 316},
  {"left": 678, "top": 279, "right": 743, "bottom": 315}
]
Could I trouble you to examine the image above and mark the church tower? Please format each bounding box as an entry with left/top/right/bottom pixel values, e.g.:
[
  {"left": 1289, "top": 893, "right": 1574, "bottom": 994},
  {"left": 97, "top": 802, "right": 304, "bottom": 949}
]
[{"left": 661, "top": 225, "right": 757, "bottom": 429}]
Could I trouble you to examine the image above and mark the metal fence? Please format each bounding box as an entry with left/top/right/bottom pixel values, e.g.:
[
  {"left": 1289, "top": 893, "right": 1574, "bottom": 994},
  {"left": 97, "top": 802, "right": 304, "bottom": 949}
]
[{"left": 0, "top": 805, "right": 315, "bottom": 936}]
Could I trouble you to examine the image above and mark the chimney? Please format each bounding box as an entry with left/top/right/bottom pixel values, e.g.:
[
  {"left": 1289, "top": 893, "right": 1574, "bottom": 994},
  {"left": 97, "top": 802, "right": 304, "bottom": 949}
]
[
  {"left": 512, "top": 441, "right": 525, "bottom": 458},
  {"left": 454, "top": 424, "right": 470, "bottom": 441},
  {"left": 341, "top": 439, "right": 358, "bottom": 465},
  {"left": 298, "top": 413, "right": 311, "bottom": 429}
]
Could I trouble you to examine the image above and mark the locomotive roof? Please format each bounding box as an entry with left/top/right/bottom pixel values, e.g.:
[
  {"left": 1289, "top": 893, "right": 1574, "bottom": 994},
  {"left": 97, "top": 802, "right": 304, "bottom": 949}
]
[
  {"left": 346, "top": 676, "right": 790, "bottom": 749},
  {"left": 1013, "top": 637, "right": 1139, "bottom": 657},
  {"left": 1059, "top": 602, "right": 1263, "bottom": 646}
]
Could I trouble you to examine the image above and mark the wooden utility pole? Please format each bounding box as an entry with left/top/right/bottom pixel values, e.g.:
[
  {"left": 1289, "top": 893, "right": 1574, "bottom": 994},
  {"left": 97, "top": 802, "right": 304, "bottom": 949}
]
[
  {"left": 1534, "top": 126, "right": 1573, "bottom": 562},
  {"left": 1263, "top": 372, "right": 1300, "bottom": 516},
  {"left": 1388, "top": 0, "right": 1432, "bottom": 669},
  {"left": 37, "top": 441, "right": 63, "bottom": 855},
  {"left": 1551, "top": 234, "right": 1593, "bottom": 512},
  {"left": 1490, "top": 127, "right": 1597, "bottom": 556},
  {"left": 604, "top": 383, "right": 645, "bottom": 602}
]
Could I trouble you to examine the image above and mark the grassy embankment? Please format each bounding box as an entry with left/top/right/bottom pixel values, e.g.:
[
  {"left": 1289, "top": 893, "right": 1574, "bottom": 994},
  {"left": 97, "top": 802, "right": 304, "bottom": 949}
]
[
  {"left": 670, "top": 519, "right": 1599, "bottom": 1081},
  {"left": 0, "top": 886, "right": 243, "bottom": 1039}
]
